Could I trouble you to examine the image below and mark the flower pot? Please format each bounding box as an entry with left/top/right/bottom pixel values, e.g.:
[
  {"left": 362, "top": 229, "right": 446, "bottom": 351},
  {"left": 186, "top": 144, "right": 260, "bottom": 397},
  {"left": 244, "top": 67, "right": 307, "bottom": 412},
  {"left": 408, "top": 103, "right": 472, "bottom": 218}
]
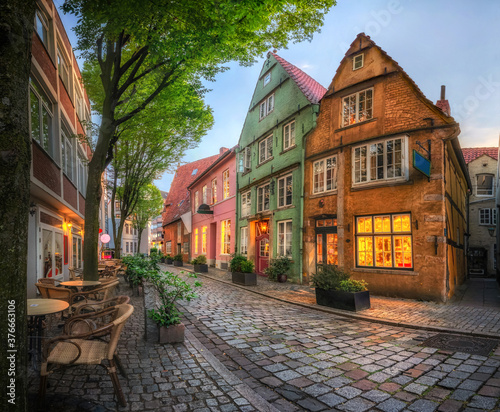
[
  {"left": 193, "top": 264, "right": 208, "bottom": 273},
  {"left": 232, "top": 271, "right": 257, "bottom": 286},
  {"left": 315, "top": 288, "right": 370, "bottom": 312},
  {"left": 166, "top": 258, "right": 173, "bottom": 264},
  {"left": 277, "top": 274, "right": 287, "bottom": 283},
  {"left": 159, "top": 323, "right": 185, "bottom": 344},
  {"left": 173, "top": 260, "right": 183, "bottom": 267},
  {"left": 160, "top": 258, "right": 166, "bottom": 263}
]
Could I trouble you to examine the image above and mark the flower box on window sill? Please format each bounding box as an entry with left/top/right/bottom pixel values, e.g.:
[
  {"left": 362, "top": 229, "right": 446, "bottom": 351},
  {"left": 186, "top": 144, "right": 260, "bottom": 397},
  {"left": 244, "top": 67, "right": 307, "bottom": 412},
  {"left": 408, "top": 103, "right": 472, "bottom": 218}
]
[{"left": 315, "top": 288, "right": 370, "bottom": 312}]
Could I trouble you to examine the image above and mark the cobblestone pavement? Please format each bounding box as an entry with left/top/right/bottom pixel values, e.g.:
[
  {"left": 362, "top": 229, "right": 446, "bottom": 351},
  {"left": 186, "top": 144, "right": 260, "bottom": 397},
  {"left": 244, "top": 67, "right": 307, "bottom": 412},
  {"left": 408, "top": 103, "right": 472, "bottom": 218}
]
[{"left": 181, "top": 264, "right": 500, "bottom": 337}]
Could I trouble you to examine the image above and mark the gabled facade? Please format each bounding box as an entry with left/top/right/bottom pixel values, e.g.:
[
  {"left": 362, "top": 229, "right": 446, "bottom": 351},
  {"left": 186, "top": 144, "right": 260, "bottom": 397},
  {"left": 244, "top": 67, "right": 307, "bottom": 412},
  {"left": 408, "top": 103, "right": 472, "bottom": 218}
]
[
  {"left": 236, "top": 52, "right": 326, "bottom": 280},
  {"left": 463, "top": 148, "right": 498, "bottom": 276},
  {"left": 189, "top": 147, "right": 236, "bottom": 269},
  {"left": 162, "top": 155, "right": 220, "bottom": 262},
  {"left": 27, "top": 0, "right": 92, "bottom": 297},
  {"left": 303, "top": 34, "right": 470, "bottom": 302}
]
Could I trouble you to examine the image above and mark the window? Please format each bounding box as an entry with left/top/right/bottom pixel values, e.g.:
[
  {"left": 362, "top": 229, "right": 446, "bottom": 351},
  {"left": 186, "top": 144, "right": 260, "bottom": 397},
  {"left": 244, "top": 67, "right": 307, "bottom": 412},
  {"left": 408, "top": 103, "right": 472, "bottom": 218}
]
[
  {"left": 353, "top": 53, "right": 364, "bottom": 70},
  {"left": 223, "top": 169, "right": 230, "bottom": 199},
  {"left": 61, "top": 125, "right": 74, "bottom": 181},
  {"left": 183, "top": 242, "right": 189, "bottom": 254},
  {"left": 221, "top": 220, "right": 231, "bottom": 254},
  {"left": 134, "top": 242, "right": 137, "bottom": 253},
  {"left": 257, "top": 183, "right": 270, "bottom": 212},
  {"left": 313, "top": 156, "right": 337, "bottom": 193},
  {"left": 476, "top": 174, "right": 494, "bottom": 196},
  {"left": 177, "top": 222, "right": 182, "bottom": 243},
  {"left": 244, "top": 147, "right": 252, "bottom": 170},
  {"left": 277, "top": 220, "right": 293, "bottom": 257},
  {"left": 278, "top": 174, "right": 293, "bottom": 207},
  {"left": 211, "top": 178, "right": 217, "bottom": 204},
  {"left": 263, "top": 71, "right": 271, "bottom": 87},
  {"left": 353, "top": 137, "right": 406, "bottom": 185},
  {"left": 192, "top": 168, "right": 198, "bottom": 176},
  {"left": 58, "top": 47, "right": 70, "bottom": 92},
  {"left": 202, "top": 185, "right": 208, "bottom": 204},
  {"left": 316, "top": 218, "right": 338, "bottom": 269},
  {"left": 241, "top": 191, "right": 251, "bottom": 217},
  {"left": 194, "top": 228, "right": 199, "bottom": 254},
  {"left": 202, "top": 226, "right": 207, "bottom": 254},
  {"left": 72, "top": 234, "right": 82, "bottom": 269},
  {"left": 115, "top": 201, "right": 120, "bottom": 210},
  {"left": 35, "top": 9, "right": 49, "bottom": 48},
  {"left": 194, "top": 191, "right": 199, "bottom": 212},
  {"left": 240, "top": 227, "right": 248, "bottom": 255},
  {"left": 77, "top": 151, "right": 87, "bottom": 195},
  {"left": 356, "top": 213, "right": 413, "bottom": 269},
  {"left": 259, "top": 135, "right": 273, "bottom": 164},
  {"left": 30, "top": 78, "right": 54, "bottom": 157},
  {"left": 166, "top": 241, "right": 172, "bottom": 254},
  {"left": 75, "top": 87, "right": 84, "bottom": 121},
  {"left": 126, "top": 224, "right": 129, "bottom": 234},
  {"left": 479, "top": 208, "right": 494, "bottom": 225},
  {"left": 342, "top": 88, "right": 373, "bottom": 126},
  {"left": 283, "top": 121, "right": 295, "bottom": 150},
  {"left": 126, "top": 242, "right": 129, "bottom": 253},
  {"left": 259, "top": 94, "right": 274, "bottom": 120}
]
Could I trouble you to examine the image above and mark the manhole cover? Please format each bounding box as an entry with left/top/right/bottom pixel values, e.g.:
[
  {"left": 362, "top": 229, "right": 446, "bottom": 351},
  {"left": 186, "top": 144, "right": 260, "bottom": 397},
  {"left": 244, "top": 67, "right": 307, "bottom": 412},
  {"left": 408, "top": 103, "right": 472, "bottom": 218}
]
[{"left": 420, "top": 334, "right": 499, "bottom": 356}]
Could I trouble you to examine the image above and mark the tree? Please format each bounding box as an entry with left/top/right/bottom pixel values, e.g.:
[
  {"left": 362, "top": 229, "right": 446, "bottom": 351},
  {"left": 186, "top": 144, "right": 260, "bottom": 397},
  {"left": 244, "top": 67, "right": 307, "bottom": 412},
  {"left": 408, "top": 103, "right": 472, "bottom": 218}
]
[
  {"left": 63, "top": 0, "right": 336, "bottom": 280},
  {"left": 0, "top": 1, "right": 35, "bottom": 410},
  {"left": 132, "top": 184, "right": 164, "bottom": 254}
]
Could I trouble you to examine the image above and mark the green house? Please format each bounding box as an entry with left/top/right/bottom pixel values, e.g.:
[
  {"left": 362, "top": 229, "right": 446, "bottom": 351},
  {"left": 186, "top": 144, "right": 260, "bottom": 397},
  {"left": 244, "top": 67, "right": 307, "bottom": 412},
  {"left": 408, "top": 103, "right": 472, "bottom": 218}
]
[{"left": 236, "top": 52, "right": 326, "bottom": 282}]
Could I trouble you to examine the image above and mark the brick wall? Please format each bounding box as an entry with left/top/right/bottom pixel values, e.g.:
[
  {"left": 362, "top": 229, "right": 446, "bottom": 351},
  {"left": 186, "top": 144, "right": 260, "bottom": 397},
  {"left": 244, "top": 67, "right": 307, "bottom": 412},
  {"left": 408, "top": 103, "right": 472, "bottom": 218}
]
[
  {"left": 33, "top": 142, "right": 61, "bottom": 196},
  {"left": 63, "top": 175, "right": 77, "bottom": 209},
  {"left": 79, "top": 193, "right": 85, "bottom": 215},
  {"left": 59, "top": 78, "right": 75, "bottom": 127},
  {"left": 31, "top": 34, "right": 57, "bottom": 91}
]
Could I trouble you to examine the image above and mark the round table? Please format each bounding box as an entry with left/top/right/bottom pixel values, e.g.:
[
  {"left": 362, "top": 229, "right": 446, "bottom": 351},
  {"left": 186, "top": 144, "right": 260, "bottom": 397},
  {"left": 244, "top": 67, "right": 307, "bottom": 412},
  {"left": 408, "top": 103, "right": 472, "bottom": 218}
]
[
  {"left": 60, "top": 280, "right": 101, "bottom": 288},
  {"left": 28, "top": 298, "right": 69, "bottom": 316}
]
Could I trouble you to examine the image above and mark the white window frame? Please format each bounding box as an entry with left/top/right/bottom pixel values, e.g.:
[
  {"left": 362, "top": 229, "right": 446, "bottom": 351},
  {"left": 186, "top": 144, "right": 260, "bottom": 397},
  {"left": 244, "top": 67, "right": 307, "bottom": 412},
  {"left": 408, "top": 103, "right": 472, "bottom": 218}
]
[
  {"left": 57, "top": 46, "right": 71, "bottom": 92},
  {"left": 211, "top": 178, "right": 217, "bottom": 204},
  {"left": 353, "top": 53, "right": 364, "bottom": 70},
  {"left": 259, "top": 135, "right": 273, "bottom": 164},
  {"left": 61, "top": 124, "right": 74, "bottom": 182},
  {"left": 476, "top": 174, "right": 494, "bottom": 197},
  {"left": 257, "top": 183, "right": 270, "bottom": 212},
  {"left": 244, "top": 146, "right": 252, "bottom": 171},
  {"left": 240, "top": 227, "right": 248, "bottom": 255},
  {"left": 263, "top": 71, "right": 271, "bottom": 87},
  {"left": 342, "top": 87, "right": 373, "bottom": 127},
  {"left": 77, "top": 149, "right": 87, "bottom": 196},
  {"left": 35, "top": 9, "right": 49, "bottom": 48},
  {"left": 278, "top": 174, "right": 293, "bottom": 208},
  {"left": 313, "top": 155, "right": 338, "bottom": 194},
  {"left": 223, "top": 169, "right": 230, "bottom": 199},
  {"left": 202, "top": 185, "right": 208, "bottom": 204},
  {"left": 259, "top": 94, "right": 274, "bottom": 120},
  {"left": 479, "top": 208, "right": 492, "bottom": 225},
  {"left": 352, "top": 136, "right": 407, "bottom": 187},
  {"left": 30, "top": 78, "right": 54, "bottom": 158},
  {"left": 277, "top": 220, "right": 293, "bottom": 257},
  {"left": 194, "top": 190, "right": 199, "bottom": 212},
  {"left": 221, "top": 219, "right": 231, "bottom": 255},
  {"left": 283, "top": 120, "right": 296, "bottom": 150},
  {"left": 241, "top": 191, "right": 251, "bottom": 217},
  {"left": 166, "top": 241, "right": 172, "bottom": 254},
  {"left": 494, "top": 209, "right": 498, "bottom": 225}
]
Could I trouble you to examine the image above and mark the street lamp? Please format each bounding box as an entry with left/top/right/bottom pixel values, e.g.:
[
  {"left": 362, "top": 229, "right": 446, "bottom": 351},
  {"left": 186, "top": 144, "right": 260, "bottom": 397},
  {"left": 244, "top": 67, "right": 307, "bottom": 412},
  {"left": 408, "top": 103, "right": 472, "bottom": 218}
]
[{"left": 487, "top": 227, "right": 495, "bottom": 237}]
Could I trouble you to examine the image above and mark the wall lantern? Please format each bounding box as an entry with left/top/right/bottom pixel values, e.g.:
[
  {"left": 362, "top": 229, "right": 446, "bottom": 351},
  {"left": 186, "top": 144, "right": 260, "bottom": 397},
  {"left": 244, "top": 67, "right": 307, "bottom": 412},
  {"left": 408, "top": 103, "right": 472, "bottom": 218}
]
[
  {"left": 488, "top": 227, "right": 495, "bottom": 237},
  {"left": 29, "top": 202, "right": 37, "bottom": 216},
  {"left": 258, "top": 220, "right": 269, "bottom": 234}
]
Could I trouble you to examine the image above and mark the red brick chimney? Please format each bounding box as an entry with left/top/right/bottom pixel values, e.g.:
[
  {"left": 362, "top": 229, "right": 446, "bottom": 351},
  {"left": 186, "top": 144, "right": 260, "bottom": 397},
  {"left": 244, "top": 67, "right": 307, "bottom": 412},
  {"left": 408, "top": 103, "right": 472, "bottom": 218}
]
[
  {"left": 219, "top": 147, "right": 229, "bottom": 155},
  {"left": 436, "top": 85, "right": 451, "bottom": 116}
]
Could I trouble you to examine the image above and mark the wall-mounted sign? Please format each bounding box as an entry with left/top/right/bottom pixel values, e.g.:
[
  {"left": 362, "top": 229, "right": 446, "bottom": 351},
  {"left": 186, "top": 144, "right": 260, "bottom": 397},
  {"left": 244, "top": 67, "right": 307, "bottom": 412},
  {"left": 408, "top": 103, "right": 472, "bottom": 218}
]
[
  {"left": 413, "top": 150, "right": 431, "bottom": 177},
  {"left": 100, "top": 233, "right": 111, "bottom": 244}
]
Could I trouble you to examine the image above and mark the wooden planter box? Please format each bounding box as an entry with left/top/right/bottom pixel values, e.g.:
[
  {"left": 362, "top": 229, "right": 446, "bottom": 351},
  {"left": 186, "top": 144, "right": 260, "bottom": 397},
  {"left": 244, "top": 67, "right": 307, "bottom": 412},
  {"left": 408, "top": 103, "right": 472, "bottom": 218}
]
[
  {"left": 193, "top": 264, "right": 208, "bottom": 272},
  {"left": 232, "top": 271, "right": 257, "bottom": 286},
  {"left": 166, "top": 258, "right": 173, "bottom": 264},
  {"left": 159, "top": 323, "right": 185, "bottom": 344},
  {"left": 315, "top": 288, "right": 370, "bottom": 312},
  {"left": 173, "top": 261, "right": 183, "bottom": 267}
]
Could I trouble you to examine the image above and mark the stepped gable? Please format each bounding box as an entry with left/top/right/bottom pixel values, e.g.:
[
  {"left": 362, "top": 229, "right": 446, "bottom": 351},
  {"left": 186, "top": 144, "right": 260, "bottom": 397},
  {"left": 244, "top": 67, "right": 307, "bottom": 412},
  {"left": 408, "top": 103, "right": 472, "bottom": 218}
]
[
  {"left": 462, "top": 147, "right": 498, "bottom": 164},
  {"left": 270, "top": 52, "right": 327, "bottom": 104},
  {"left": 162, "top": 154, "right": 219, "bottom": 226}
]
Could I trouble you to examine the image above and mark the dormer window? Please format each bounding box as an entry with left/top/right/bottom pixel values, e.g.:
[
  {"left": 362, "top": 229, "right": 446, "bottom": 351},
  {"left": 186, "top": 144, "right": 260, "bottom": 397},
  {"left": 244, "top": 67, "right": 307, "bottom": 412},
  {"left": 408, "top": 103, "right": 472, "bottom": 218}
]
[
  {"left": 353, "top": 53, "right": 364, "bottom": 70},
  {"left": 476, "top": 174, "right": 494, "bottom": 196},
  {"left": 263, "top": 71, "right": 271, "bottom": 87}
]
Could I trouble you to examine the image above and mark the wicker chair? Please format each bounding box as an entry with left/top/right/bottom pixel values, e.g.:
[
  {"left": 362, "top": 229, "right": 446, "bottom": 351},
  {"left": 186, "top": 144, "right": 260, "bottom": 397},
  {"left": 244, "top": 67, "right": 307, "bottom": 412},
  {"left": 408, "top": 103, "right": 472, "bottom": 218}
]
[
  {"left": 70, "top": 280, "right": 120, "bottom": 312},
  {"left": 72, "top": 295, "right": 130, "bottom": 316},
  {"left": 35, "top": 283, "right": 75, "bottom": 304},
  {"left": 38, "top": 303, "right": 134, "bottom": 407},
  {"left": 68, "top": 267, "right": 83, "bottom": 281},
  {"left": 37, "top": 278, "right": 56, "bottom": 285}
]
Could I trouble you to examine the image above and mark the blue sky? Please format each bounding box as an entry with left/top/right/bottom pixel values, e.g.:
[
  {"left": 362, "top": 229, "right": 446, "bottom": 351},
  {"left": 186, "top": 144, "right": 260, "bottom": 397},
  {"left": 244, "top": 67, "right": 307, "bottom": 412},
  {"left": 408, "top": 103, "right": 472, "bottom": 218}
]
[{"left": 58, "top": 0, "right": 500, "bottom": 193}]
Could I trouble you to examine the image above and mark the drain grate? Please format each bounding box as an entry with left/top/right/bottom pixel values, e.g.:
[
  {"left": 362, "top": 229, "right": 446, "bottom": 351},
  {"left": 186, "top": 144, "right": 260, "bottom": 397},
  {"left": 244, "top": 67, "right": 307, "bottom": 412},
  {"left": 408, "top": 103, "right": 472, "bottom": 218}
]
[{"left": 420, "top": 333, "right": 499, "bottom": 357}]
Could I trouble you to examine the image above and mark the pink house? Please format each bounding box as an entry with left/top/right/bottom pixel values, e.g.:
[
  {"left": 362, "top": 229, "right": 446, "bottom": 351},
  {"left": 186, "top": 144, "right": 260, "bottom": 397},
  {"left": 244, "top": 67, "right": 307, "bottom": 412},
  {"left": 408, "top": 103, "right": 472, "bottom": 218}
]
[{"left": 189, "top": 147, "right": 236, "bottom": 269}]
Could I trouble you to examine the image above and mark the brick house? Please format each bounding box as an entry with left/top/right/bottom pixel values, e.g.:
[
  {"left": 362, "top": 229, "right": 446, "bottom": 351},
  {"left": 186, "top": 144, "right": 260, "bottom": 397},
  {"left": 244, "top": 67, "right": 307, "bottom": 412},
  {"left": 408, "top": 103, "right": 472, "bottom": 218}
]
[
  {"left": 188, "top": 147, "right": 236, "bottom": 269},
  {"left": 162, "top": 155, "right": 220, "bottom": 262},
  {"left": 27, "top": 0, "right": 93, "bottom": 297},
  {"left": 303, "top": 33, "right": 470, "bottom": 302},
  {"left": 462, "top": 148, "right": 498, "bottom": 276},
  {"left": 236, "top": 52, "right": 326, "bottom": 280}
]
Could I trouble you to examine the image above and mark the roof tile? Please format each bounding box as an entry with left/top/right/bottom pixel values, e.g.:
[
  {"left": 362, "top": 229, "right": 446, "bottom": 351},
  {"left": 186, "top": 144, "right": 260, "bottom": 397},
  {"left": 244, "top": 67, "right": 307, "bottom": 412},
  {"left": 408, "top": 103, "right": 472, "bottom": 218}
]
[{"left": 462, "top": 147, "right": 498, "bottom": 164}]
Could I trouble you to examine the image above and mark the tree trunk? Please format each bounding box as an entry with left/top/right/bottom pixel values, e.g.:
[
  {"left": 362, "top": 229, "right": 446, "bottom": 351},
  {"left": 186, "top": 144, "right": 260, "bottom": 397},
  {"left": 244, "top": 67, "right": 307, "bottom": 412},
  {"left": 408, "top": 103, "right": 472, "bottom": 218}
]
[
  {"left": 115, "top": 221, "right": 124, "bottom": 258},
  {"left": 137, "top": 228, "right": 144, "bottom": 255},
  {"left": 0, "top": 1, "right": 35, "bottom": 410}
]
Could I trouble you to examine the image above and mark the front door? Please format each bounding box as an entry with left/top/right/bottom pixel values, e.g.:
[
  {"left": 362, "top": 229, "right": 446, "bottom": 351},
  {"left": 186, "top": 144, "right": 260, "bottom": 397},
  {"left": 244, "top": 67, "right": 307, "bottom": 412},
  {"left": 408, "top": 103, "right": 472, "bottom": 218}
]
[
  {"left": 256, "top": 235, "right": 270, "bottom": 275},
  {"left": 315, "top": 217, "right": 338, "bottom": 272}
]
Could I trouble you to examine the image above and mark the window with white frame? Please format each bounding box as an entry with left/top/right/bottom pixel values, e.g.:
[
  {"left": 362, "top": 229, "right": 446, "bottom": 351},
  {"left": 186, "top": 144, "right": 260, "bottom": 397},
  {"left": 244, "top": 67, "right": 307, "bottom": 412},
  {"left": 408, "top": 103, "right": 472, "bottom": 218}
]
[
  {"left": 76, "top": 87, "right": 84, "bottom": 121},
  {"left": 353, "top": 136, "right": 406, "bottom": 185},
  {"left": 313, "top": 155, "right": 337, "bottom": 193},
  {"left": 58, "top": 47, "right": 70, "bottom": 92},
  {"left": 277, "top": 220, "right": 293, "bottom": 257},
  {"left": 166, "top": 241, "right": 172, "bottom": 254},
  {"left": 35, "top": 9, "right": 49, "bottom": 48},
  {"left": 342, "top": 88, "right": 373, "bottom": 126},
  {"left": 283, "top": 120, "right": 295, "bottom": 150},
  {"left": 353, "top": 53, "right": 364, "bottom": 70},
  {"left": 241, "top": 191, "right": 251, "bottom": 217},
  {"left": 223, "top": 169, "right": 230, "bottom": 199},
  {"left": 77, "top": 150, "right": 87, "bottom": 196},
  {"left": 194, "top": 191, "right": 199, "bottom": 212},
  {"left": 61, "top": 124, "right": 74, "bottom": 181},
  {"left": 244, "top": 146, "right": 251, "bottom": 170},
  {"left": 221, "top": 219, "right": 231, "bottom": 254},
  {"left": 263, "top": 71, "right": 271, "bottom": 87},
  {"left": 202, "top": 185, "right": 208, "bottom": 204},
  {"left": 257, "top": 183, "right": 270, "bottom": 212},
  {"left": 240, "top": 227, "right": 248, "bottom": 255},
  {"left": 476, "top": 174, "right": 494, "bottom": 196},
  {"left": 194, "top": 228, "right": 199, "bottom": 254},
  {"left": 479, "top": 208, "right": 494, "bottom": 225},
  {"left": 30, "top": 77, "right": 54, "bottom": 158},
  {"left": 177, "top": 222, "right": 182, "bottom": 243},
  {"left": 259, "top": 135, "right": 273, "bottom": 164},
  {"left": 278, "top": 174, "right": 293, "bottom": 207},
  {"left": 126, "top": 242, "right": 129, "bottom": 253},
  {"left": 259, "top": 94, "right": 274, "bottom": 120},
  {"left": 211, "top": 178, "right": 217, "bottom": 204}
]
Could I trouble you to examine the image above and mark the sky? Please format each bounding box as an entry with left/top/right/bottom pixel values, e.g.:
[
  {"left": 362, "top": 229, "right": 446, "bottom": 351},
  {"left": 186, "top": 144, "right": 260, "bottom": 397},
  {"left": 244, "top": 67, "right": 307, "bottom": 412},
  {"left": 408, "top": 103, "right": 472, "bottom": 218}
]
[{"left": 58, "top": 0, "right": 500, "bottom": 193}]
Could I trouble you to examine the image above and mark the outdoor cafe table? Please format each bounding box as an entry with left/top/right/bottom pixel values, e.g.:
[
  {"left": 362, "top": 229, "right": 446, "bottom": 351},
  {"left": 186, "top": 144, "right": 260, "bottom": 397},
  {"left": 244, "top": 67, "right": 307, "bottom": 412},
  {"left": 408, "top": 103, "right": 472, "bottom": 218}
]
[
  {"left": 27, "top": 298, "right": 69, "bottom": 370},
  {"left": 60, "top": 280, "right": 101, "bottom": 289}
]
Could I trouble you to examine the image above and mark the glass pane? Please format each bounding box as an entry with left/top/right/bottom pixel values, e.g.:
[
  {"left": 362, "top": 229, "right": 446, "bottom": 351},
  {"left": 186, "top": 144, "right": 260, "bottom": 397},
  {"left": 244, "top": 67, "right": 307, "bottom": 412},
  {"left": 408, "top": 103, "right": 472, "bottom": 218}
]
[
  {"left": 42, "top": 106, "right": 51, "bottom": 153},
  {"left": 43, "top": 229, "right": 54, "bottom": 277},
  {"left": 30, "top": 90, "right": 40, "bottom": 143},
  {"left": 317, "top": 234, "right": 323, "bottom": 264},
  {"left": 327, "top": 233, "right": 338, "bottom": 265},
  {"left": 402, "top": 214, "right": 411, "bottom": 232},
  {"left": 325, "top": 219, "right": 333, "bottom": 227},
  {"left": 393, "top": 215, "right": 402, "bottom": 232}
]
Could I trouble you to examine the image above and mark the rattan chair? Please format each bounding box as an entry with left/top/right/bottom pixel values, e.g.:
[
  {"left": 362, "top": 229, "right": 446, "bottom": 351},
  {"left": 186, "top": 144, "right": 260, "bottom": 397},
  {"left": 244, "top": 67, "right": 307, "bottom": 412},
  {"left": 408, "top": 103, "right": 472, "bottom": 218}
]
[
  {"left": 38, "top": 303, "right": 134, "bottom": 407},
  {"left": 35, "top": 283, "right": 75, "bottom": 304},
  {"left": 70, "top": 280, "right": 120, "bottom": 312},
  {"left": 72, "top": 295, "right": 130, "bottom": 316},
  {"left": 68, "top": 267, "right": 83, "bottom": 281},
  {"left": 37, "top": 278, "right": 56, "bottom": 285}
]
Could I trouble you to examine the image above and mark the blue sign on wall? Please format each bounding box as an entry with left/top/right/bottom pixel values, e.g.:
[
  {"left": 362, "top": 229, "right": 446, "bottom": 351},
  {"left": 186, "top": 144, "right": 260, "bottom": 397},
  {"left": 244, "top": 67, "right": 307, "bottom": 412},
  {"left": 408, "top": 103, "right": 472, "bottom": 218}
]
[{"left": 413, "top": 150, "right": 431, "bottom": 177}]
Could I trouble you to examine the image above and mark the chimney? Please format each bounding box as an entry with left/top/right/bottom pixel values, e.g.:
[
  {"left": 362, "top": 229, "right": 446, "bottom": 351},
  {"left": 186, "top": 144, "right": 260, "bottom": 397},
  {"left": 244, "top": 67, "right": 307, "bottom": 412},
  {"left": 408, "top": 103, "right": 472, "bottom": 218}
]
[
  {"left": 436, "top": 85, "right": 451, "bottom": 116},
  {"left": 219, "top": 147, "right": 229, "bottom": 155}
]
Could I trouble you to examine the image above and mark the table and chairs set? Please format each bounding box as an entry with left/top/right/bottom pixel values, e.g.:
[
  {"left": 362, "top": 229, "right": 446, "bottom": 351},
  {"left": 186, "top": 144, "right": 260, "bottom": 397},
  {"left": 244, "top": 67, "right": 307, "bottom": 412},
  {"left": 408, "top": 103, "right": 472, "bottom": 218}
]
[{"left": 29, "top": 260, "right": 134, "bottom": 407}]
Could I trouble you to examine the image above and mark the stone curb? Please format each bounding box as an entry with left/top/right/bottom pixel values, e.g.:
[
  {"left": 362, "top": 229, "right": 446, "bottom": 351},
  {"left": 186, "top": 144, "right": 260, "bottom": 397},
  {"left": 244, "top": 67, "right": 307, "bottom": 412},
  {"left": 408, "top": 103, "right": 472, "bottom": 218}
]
[{"left": 181, "top": 268, "right": 500, "bottom": 340}]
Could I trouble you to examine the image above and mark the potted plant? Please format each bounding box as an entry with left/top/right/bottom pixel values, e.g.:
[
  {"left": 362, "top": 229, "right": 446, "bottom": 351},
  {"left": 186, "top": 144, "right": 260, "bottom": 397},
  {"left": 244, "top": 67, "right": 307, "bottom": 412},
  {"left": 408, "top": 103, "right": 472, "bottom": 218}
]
[
  {"left": 230, "top": 254, "right": 256, "bottom": 286},
  {"left": 165, "top": 254, "right": 173, "bottom": 264},
  {"left": 173, "top": 254, "right": 183, "bottom": 267},
  {"left": 192, "top": 255, "right": 208, "bottom": 272},
  {"left": 312, "top": 265, "right": 370, "bottom": 312},
  {"left": 265, "top": 256, "right": 292, "bottom": 283},
  {"left": 147, "top": 270, "right": 202, "bottom": 343}
]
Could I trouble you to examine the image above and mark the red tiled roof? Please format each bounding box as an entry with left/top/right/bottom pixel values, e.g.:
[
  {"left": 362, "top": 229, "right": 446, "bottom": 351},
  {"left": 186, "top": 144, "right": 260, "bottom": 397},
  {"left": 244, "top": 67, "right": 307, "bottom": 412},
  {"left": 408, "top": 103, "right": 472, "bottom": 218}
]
[
  {"left": 462, "top": 147, "right": 498, "bottom": 164},
  {"left": 162, "top": 154, "right": 220, "bottom": 226},
  {"left": 270, "top": 52, "right": 327, "bottom": 104}
]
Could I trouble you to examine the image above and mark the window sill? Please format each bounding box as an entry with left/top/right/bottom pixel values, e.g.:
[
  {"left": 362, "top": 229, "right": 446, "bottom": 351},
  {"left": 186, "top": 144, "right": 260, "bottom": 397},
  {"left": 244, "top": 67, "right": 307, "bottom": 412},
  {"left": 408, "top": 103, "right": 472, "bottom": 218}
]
[
  {"left": 277, "top": 204, "right": 295, "bottom": 211},
  {"left": 256, "top": 157, "right": 274, "bottom": 168},
  {"left": 309, "top": 190, "right": 337, "bottom": 199},
  {"left": 335, "top": 117, "right": 377, "bottom": 132},
  {"left": 280, "top": 145, "right": 297, "bottom": 155},
  {"left": 352, "top": 267, "right": 417, "bottom": 276},
  {"left": 351, "top": 179, "right": 412, "bottom": 192}
]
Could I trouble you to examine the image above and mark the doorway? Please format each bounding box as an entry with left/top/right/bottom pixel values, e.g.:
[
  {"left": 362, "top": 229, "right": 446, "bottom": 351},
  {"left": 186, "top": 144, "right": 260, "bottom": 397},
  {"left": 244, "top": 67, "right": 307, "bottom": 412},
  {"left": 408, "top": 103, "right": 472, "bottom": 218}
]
[{"left": 256, "top": 234, "right": 269, "bottom": 275}]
